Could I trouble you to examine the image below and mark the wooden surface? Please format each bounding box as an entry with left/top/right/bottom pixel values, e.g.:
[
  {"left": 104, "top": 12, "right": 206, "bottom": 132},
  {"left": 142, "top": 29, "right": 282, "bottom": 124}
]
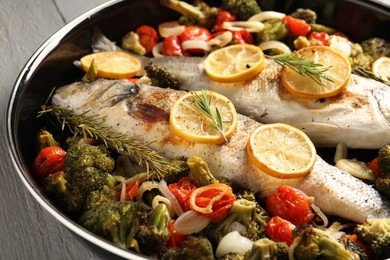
[{"left": 0, "top": 0, "right": 126, "bottom": 259}]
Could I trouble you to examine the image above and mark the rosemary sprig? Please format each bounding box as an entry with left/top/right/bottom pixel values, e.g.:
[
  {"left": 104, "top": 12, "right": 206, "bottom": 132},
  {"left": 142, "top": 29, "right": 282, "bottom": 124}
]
[
  {"left": 193, "top": 90, "right": 227, "bottom": 142},
  {"left": 38, "top": 104, "right": 177, "bottom": 180},
  {"left": 270, "top": 52, "right": 334, "bottom": 86},
  {"left": 352, "top": 66, "right": 390, "bottom": 86}
]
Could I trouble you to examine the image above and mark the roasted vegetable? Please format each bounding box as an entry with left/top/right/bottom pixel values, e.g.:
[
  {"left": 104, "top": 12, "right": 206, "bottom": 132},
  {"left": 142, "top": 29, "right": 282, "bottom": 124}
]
[
  {"left": 290, "top": 226, "right": 359, "bottom": 260},
  {"left": 78, "top": 200, "right": 151, "bottom": 251},
  {"left": 162, "top": 236, "right": 214, "bottom": 260},
  {"left": 34, "top": 129, "right": 60, "bottom": 152},
  {"left": 122, "top": 31, "right": 146, "bottom": 56},
  {"left": 255, "top": 18, "right": 288, "bottom": 44},
  {"left": 377, "top": 144, "right": 390, "bottom": 173},
  {"left": 290, "top": 8, "right": 317, "bottom": 24},
  {"left": 221, "top": 0, "right": 261, "bottom": 21},
  {"left": 248, "top": 237, "right": 288, "bottom": 260},
  {"left": 187, "top": 156, "right": 219, "bottom": 186},
  {"left": 144, "top": 62, "right": 181, "bottom": 90},
  {"left": 354, "top": 218, "right": 390, "bottom": 258},
  {"left": 136, "top": 203, "right": 171, "bottom": 256},
  {"left": 160, "top": 0, "right": 218, "bottom": 28},
  {"left": 361, "top": 37, "right": 390, "bottom": 61}
]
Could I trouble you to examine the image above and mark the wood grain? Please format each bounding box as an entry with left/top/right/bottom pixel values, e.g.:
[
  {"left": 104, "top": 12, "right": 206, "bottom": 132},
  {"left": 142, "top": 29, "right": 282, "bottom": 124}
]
[{"left": 0, "top": 0, "right": 123, "bottom": 259}]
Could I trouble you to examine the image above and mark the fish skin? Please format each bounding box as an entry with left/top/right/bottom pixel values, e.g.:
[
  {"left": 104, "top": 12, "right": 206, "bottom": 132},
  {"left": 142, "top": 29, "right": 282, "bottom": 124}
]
[
  {"left": 91, "top": 31, "right": 390, "bottom": 149},
  {"left": 52, "top": 79, "right": 390, "bottom": 223}
]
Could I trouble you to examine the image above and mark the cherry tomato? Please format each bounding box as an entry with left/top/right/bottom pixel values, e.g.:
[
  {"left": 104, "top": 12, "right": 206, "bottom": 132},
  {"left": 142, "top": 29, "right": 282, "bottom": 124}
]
[
  {"left": 214, "top": 10, "right": 236, "bottom": 32},
  {"left": 266, "top": 185, "right": 314, "bottom": 226},
  {"left": 232, "top": 29, "right": 254, "bottom": 44},
  {"left": 168, "top": 177, "right": 198, "bottom": 211},
  {"left": 367, "top": 157, "right": 382, "bottom": 178},
  {"left": 32, "top": 146, "right": 66, "bottom": 183},
  {"left": 190, "top": 183, "right": 236, "bottom": 222},
  {"left": 266, "top": 216, "right": 296, "bottom": 245},
  {"left": 179, "top": 25, "right": 211, "bottom": 54},
  {"left": 136, "top": 25, "right": 158, "bottom": 55},
  {"left": 162, "top": 35, "right": 189, "bottom": 56},
  {"left": 308, "top": 31, "right": 329, "bottom": 46},
  {"left": 167, "top": 220, "right": 188, "bottom": 247},
  {"left": 116, "top": 179, "right": 140, "bottom": 201},
  {"left": 282, "top": 16, "right": 311, "bottom": 36}
]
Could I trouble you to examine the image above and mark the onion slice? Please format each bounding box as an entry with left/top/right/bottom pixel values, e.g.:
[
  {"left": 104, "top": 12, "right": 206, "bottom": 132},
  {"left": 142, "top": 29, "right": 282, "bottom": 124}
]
[
  {"left": 158, "top": 179, "right": 184, "bottom": 216},
  {"left": 222, "top": 21, "right": 265, "bottom": 33},
  {"left": 173, "top": 210, "right": 211, "bottom": 234},
  {"left": 152, "top": 195, "right": 176, "bottom": 218},
  {"left": 189, "top": 183, "right": 232, "bottom": 214},
  {"left": 158, "top": 21, "right": 185, "bottom": 38},
  {"left": 136, "top": 180, "right": 160, "bottom": 202},
  {"left": 248, "top": 11, "right": 286, "bottom": 22},
  {"left": 258, "top": 40, "right": 292, "bottom": 54},
  {"left": 207, "top": 31, "right": 233, "bottom": 48},
  {"left": 181, "top": 40, "right": 211, "bottom": 52},
  {"left": 216, "top": 231, "right": 253, "bottom": 258},
  {"left": 152, "top": 42, "right": 164, "bottom": 58}
]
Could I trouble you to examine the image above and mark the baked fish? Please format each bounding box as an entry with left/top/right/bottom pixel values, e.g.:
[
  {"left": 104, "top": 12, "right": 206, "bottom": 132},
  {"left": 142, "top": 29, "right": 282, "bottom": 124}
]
[
  {"left": 91, "top": 31, "right": 390, "bottom": 149},
  {"left": 51, "top": 79, "right": 390, "bottom": 223}
]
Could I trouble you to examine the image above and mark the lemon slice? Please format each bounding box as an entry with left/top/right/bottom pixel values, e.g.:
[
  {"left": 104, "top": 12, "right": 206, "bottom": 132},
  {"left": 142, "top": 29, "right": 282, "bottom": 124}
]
[
  {"left": 247, "top": 123, "right": 316, "bottom": 179},
  {"left": 204, "top": 44, "right": 266, "bottom": 83},
  {"left": 372, "top": 56, "right": 390, "bottom": 82},
  {"left": 281, "top": 46, "right": 351, "bottom": 99},
  {"left": 170, "top": 90, "right": 238, "bottom": 144},
  {"left": 80, "top": 51, "right": 141, "bottom": 79}
]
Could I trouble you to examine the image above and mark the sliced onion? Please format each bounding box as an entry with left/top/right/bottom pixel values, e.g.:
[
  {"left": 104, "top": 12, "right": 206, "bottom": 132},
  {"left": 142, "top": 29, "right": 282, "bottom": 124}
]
[
  {"left": 258, "top": 40, "right": 292, "bottom": 54},
  {"left": 189, "top": 183, "right": 232, "bottom": 214},
  {"left": 152, "top": 42, "right": 164, "bottom": 58},
  {"left": 311, "top": 203, "right": 329, "bottom": 228},
  {"left": 158, "top": 179, "right": 184, "bottom": 216},
  {"left": 136, "top": 180, "right": 160, "bottom": 202},
  {"left": 152, "top": 195, "right": 176, "bottom": 218},
  {"left": 173, "top": 210, "right": 211, "bottom": 234},
  {"left": 335, "top": 159, "right": 376, "bottom": 181},
  {"left": 207, "top": 31, "right": 233, "bottom": 48},
  {"left": 228, "top": 221, "right": 247, "bottom": 234},
  {"left": 333, "top": 142, "right": 348, "bottom": 163},
  {"left": 158, "top": 21, "right": 185, "bottom": 38},
  {"left": 181, "top": 40, "right": 211, "bottom": 52},
  {"left": 222, "top": 21, "right": 265, "bottom": 33},
  {"left": 248, "top": 11, "right": 286, "bottom": 22},
  {"left": 216, "top": 231, "right": 253, "bottom": 258},
  {"left": 114, "top": 175, "right": 127, "bottom": 201}
]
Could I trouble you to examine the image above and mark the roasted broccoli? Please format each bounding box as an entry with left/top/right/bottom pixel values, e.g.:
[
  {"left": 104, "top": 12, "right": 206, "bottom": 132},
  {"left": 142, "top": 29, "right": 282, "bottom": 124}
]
[
  {"left": 121, "top": 31, "right": 146, "bottom": 56},
  {"left": 354, "top": 218, "right": 390, "bottom": 258},
  {"left": 78, "top": 201, "right": 151, "bottom": 251},
  {"left": 349, "top": 42, "right": 374, "bottom": 71},
  {"left": 377, "top": 144, "right": 390, "bottom": 173},
  {"left": 136, "top": 203, "right": 171, "bottom": 256},
  {"left": 340, "top": 235, "right": 369, "bottom": 260},
  {"left": 291, "top": 226, "right": 360, "bottom": 260},
  {"left": 187, "top": 156, "right": 219, "bottom": 186},
  {"left": 160, "top": 0, "right": 218, "bottom": 28},
  {"left": 255, "top": 18, "right": 288, "bottom": 44},
  {"left": 361, "top": 37, "right": 390, "bottom": 61},
  {"left": 160, "top": 157, "right": 190, "bottom": 184},
  {"left": 144, "top": 62, "right": 181, "bottom": 90},
  {"left": 375, "top": 176, "right": 390, "bottom": 199},
  {"left": 34, "top": 129, "right": 60, "bottom": 152},
  {"left": 221, "top": 0, "right": 261, "bottom": 21},
  {"left": 42, "top": 171, "right": 67, "bottom": 203},
  {"left": 248, "top": 238, "right": 288, "bottom": 260},
  {"left": 202, "top": 197, "right": 270, "bottom": 246},
  {"left": 290, "top": 8, "right": 317, "bottom": 24},
  {"left": 162, "top": 236, "right": 214, "bottom": 260},
  {"left": 218, "top": 252, "right": 249, "bottom": 260},
  {"left": 83, "top": 185, "right": 118, "bottom": 211}
]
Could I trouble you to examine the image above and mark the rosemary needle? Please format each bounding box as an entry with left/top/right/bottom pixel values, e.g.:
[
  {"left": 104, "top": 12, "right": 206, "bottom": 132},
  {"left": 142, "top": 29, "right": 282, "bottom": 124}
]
[
  {"left": 269, "top": 52, "right": 334, "bottom": 86},
  {"left": 193, "top": 90, "right": 228, "bottom": 143},
  {"left": 38, "top": 104, "right": 178, "bottom": 179}
]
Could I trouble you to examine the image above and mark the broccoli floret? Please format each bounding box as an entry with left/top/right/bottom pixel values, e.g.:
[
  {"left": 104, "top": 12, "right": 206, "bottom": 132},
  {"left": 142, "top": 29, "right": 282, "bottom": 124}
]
[
  {"left": 290, "top": 8, "right": 317, "bottom": 24},
  {"left": 42, "top": 171, "right": 67, "bottom": 203},
  {"left": 354, "top": 218, "right": 390, "bottom": 258},
  {"left": 83, "top": 185, "right": 118, "bottom": 211},
  {"left": 34, "top": 129, "right": 60, "bottom": 152},
  {"left": 64, "top": 143, "right": 115, "bottom": 174},
  {"left": 122, "top": 31, "right": 146, "bottom": 56},
  {"left": 144, "top": 62, "right": 181, "bottom": 90},
  {"left": 221, "top": 0, "right": 261, "bottom": 21},
  {"left": 375, "top": 176, "right": 390, "bottom": 199},
  {"left": 160, "top": 0, "right": 218, "bottom": 29},
  {"left": 378, "top": 144, "right": 390, "bottom": 173},
  {"left": 160, "top": 157, "right": 190, "bottom": 184},
  {"left": 349, "top": 42, "right": 374, "bottom": 71},
  {"left": 162, "top": 236, "right": 214, "bottom": 260},
  {"left": 361, "top": 37, "right": 390, "bottom": 61},
  {"left": 340, "top": 235, "right": 369, "bottom": 260},
  {"left": 291, "top": 226, "right": 360, "bottom": 260},
  {"left": 255, "top": 18, "right": 288, "bottom": 44},
  {"left": 136, "top": 203, "right": 171, "bottom": 256},
  {"left": 248, "top": 238, "right": 289, "bottom": 260},
  {"left": 187, "top": 156, "right": 219, "bottom": 186},
  {"left": 78, "top": 201, "right": 151, "bottom": 251},
  {"left": 202, "top": 198, "right": 270, "bottom": 246}
]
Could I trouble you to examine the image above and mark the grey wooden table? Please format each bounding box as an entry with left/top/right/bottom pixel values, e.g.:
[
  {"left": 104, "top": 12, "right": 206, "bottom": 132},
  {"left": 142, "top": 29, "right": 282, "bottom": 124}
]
[{"left": 0, "top": 0, "right": 127, "bottom": 259}]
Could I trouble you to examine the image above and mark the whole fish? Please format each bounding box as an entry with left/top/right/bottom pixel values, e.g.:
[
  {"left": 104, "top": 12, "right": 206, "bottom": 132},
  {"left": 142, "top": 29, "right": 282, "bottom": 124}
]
[
  {"left": 91, "top": 31, "right": 390, "bottom": 149},
  {"left": 51, "top": 78, "right": 390, "bottom": 223}
]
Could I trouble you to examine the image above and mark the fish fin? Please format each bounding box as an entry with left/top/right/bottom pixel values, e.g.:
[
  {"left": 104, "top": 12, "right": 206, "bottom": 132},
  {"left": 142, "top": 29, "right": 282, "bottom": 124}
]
[{"left": 292, "top": 122, "right": 341, "bottom": 147}]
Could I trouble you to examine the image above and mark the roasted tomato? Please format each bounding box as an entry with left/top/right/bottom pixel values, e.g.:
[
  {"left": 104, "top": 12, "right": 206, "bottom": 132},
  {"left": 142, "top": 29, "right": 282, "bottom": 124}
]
[
  {"left": 32, "top": 146, "right": 66, "bottom": 183},
  {"left": 266, "top": 216, "right": 296, "bottom": 245}
]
